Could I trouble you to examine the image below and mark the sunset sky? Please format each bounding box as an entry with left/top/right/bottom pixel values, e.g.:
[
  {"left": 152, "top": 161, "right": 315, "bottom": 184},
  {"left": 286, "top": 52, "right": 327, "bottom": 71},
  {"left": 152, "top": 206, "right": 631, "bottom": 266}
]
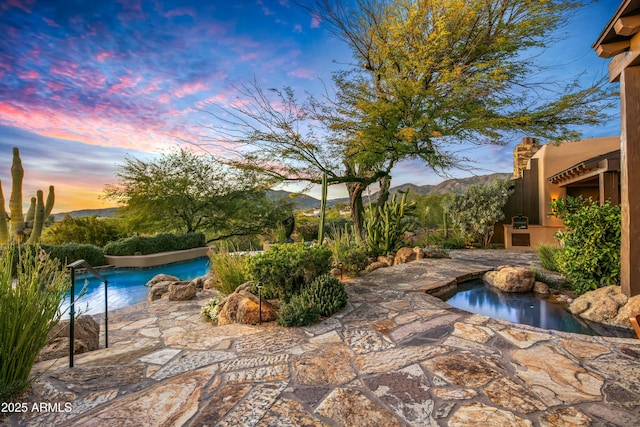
[{"left": 0, "top": 0, "right": 621, "bottom": 213}]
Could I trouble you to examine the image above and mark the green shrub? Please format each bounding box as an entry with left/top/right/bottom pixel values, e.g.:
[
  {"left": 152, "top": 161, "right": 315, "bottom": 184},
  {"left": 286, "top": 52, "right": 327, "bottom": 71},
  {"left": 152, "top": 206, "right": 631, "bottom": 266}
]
[
  {"left": 103, "top": 232, "right": 205, "bottom": 256},
  {"left": 277, "top": 293, "right": 320, "bottom": 327},
  {"left": 277, "top": 274, "right": 348, "bottom": 327},
  {"left": 42, "top": 243, "right": 106, "bottom": 267},
  {"left": 440, "top": 235, "right": 466, "bottom": 249},
  {"left": 536, "top": 243, "right": 560, "bottom": 272},
  {"left": 209, "top": 245, "right": 248, "bottom": 295},
  {"left": 0, "top": 245, "right": 70, "bottom": 402},
  {"left": 326, "top": 226, "right": 369, "bottom": 275},
  {"left": 41, "top": 215, "right": 125, "bottom": 246},
  {"left": 245, "top": 243, "right": 332, "bottom": 302},
  {"left": 302, "top": 274, "right": 348, "bottom": 317},
  {"left": 550, "top": 196, "right": 621, "bottom": 295}
]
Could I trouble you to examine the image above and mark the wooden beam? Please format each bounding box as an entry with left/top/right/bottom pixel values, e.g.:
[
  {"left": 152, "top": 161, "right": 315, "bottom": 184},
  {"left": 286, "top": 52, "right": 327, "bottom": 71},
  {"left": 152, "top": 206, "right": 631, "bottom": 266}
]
[
  {"left": 614, "top": 15, "right": 640, "bottom": 37},
  {"left": 609, "top": 32, "right": 640, "bottom": 82},
  {"left": 597, "top": 40, "right": 630, "bottom": 58},
  {"left": 619, "top": 66, "right": 640, "bottom": 297}
]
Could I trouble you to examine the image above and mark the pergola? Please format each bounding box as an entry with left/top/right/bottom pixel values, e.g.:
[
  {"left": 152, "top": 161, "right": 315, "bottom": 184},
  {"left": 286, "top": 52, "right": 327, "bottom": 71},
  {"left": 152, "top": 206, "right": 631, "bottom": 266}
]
[{"left": 593, "top": 0, "right": 640, "bottom": 297}]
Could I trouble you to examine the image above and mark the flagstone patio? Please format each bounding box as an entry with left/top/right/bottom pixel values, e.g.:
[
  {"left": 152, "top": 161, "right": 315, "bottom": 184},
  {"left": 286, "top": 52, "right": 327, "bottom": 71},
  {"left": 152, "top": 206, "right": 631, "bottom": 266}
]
[{"left": 3, "top": 250, "right": 639, "bottom": 426}]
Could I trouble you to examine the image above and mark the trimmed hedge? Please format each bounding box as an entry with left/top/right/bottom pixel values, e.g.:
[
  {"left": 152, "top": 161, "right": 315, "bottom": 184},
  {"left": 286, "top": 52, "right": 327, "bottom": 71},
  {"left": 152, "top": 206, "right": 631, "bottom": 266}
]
[
  {"left": 103, "top": 232, "right": 206, "bottom": 256},
  {"left": 42, "top": 243, "right": 106, "bottom": 267}
]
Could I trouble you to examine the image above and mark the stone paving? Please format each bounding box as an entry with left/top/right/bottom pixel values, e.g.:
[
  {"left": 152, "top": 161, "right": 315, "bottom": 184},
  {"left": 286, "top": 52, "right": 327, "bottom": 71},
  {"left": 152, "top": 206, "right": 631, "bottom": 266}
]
[{"left": 3, "top": 250, "right": 640, "bottom": 426}]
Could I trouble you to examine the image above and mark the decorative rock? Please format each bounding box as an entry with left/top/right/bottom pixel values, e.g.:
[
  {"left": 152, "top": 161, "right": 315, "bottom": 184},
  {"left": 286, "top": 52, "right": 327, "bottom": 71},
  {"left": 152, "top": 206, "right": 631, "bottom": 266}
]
[
  {"left": 614, "top": 293, "right": 640, "bottom": 326},
  {"left": 145, "top": 274, "right": 179, "bottom": 287},
  {"left": 483, "top": 265, "right": 535, "bottom": 292},
  {"left": 377, "top": 255, "right": 394, "bottom": 266},
  {"left": 512, "top": 344, "right": 604, "bottom": 406},
  {"left": 533, "top": 281, "right": 549, "bottom": 294},
  {"left": 569, "top": 285, "right": 629, "bottom": 327},
  {"left": 38, "top": 315, "right": 100, "bottom": 361},
  {"left": 330, "top": 267, "right": 342, "bottom": 277},
  {"left": 449, "top": 403, "right": 533, "bottom": 427},
  {"left": 539, "top": 407, "right": 592, "bottom": 427},
  {"left": 366, "top": 261, "right": 389, "bottom": 272},
  {"left": 148, "top": 281, "right": 172, "bottom": 301},
  {"left": 293, "top": 344, "right": 356, "bottom": 385},
  {"left": 217, "top": 289, "right": 278, "bottom": 325},
  {"left": 166, "top": 281, "right": 196, "bottom": 301},
  {"left": 421, "top": 354, "right": 501, "bottom": 388},
  {"left": 393, "top": 246, "right": 424, "bottom": 265},
  {"left": 316, "top": 387, "right": 402, "bottom": 427}
]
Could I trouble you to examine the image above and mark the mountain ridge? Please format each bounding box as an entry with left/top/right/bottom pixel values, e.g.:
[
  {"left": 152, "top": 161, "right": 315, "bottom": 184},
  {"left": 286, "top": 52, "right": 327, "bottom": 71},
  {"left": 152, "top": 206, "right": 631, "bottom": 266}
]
[{"left": 53, "top": 172, "right": 511, "bottom": 218}]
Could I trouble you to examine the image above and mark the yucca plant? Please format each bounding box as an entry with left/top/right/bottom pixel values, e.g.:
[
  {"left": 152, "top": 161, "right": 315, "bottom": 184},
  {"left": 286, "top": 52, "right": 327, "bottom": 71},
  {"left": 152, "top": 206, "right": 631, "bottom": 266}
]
[{"left": 0, "top": 244, "right": 70, "bottom": 402}]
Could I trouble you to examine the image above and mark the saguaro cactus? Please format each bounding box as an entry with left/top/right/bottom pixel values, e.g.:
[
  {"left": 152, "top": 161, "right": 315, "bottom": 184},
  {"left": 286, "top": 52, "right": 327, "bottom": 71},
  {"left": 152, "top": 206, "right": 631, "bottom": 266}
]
[{"left": 0, "top": 147, "right": 55, "bottom": 244}]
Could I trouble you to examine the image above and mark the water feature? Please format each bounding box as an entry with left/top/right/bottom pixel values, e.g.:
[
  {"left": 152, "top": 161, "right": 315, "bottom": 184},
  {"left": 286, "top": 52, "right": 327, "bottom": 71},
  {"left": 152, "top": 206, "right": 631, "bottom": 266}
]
[
  {"left": 61, "top": 257, "right": 210, "bottom": 315},
  {"left": 440, "top": 279, "right": 599, "bottom": 335}
]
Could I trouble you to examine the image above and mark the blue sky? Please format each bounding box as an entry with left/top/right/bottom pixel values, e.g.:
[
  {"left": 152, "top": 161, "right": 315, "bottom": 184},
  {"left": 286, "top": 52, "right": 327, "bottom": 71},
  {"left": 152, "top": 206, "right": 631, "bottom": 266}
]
[{"left": 0, "top": 0, "right": 622, "bottom": 212}]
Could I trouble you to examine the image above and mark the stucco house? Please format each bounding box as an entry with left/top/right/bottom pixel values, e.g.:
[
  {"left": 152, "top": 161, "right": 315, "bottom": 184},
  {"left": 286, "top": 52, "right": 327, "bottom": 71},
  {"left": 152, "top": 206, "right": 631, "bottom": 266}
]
[{"left": 498, "top": 136, "right": 621, "bottom": 250}]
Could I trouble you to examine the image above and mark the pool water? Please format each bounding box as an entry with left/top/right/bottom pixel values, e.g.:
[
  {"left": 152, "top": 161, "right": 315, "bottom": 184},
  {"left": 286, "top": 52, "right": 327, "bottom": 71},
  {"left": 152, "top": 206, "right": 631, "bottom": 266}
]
[
  {"left": 61, "top": 257, "right": 210, "bottom": 315},
  {"left": 441, "top": 279, "right": 598, "bottom": 335}
]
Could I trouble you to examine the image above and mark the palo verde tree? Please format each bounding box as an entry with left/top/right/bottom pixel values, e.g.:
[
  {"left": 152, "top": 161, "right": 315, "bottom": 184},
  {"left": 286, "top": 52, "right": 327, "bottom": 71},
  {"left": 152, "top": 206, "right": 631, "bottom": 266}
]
[
  {"left": 103, "top": 147, "right": 291, "bottom": 242},
  {"left": 204, "top": 0, "right": 613, "bottom": 237}
]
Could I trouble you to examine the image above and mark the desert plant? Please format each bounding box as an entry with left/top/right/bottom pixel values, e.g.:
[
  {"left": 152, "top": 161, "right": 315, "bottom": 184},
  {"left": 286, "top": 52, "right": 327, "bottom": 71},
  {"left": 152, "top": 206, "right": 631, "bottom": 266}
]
[
  {"left": 245, "top": 243, "right": 332, "bottom": 302},
  {"left": 0, "top": 244, "right": 70, "bottom": 401},
  {"left": 302, "top": 274, "right": 348, "bottom": 317},
  {"left": 201, "top": 297, "right": 221, "bottom": 323},
  {"left": 326, "top": 226, "right": 368, "bottom": 275},
  {"left": 536, "top": 243, "right": 560, "bottom": 272},
  {"left": 550, "top": 196, "right": 621, "bottom": 295},
  {"left": 209, "top": 244, "right": 248, "bottom": 295},
  {"left": 277, "top": 293, "right": 319, "bottom": 327},
  {"left": 365, "top": 190, "right": 416, "bottom": 256},
  {"left": 1, "top": 147, "right": 55, "bottom": 244}
]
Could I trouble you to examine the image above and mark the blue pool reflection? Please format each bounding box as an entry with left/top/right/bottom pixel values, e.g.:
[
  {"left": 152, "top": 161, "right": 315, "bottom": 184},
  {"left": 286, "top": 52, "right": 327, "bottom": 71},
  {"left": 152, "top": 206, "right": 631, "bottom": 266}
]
[
  {"left": 442, "top": 280, "right": 597, "bottom": 335},
  {"left": 62, "top": 257, "right": 210, "bottom": 315}
]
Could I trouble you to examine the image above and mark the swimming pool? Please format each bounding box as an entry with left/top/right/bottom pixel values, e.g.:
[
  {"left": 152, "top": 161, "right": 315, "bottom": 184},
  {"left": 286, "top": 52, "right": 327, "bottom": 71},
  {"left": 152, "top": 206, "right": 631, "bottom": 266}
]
[{"left": 61, "top": 257, "right": 210, "bottom": 315}]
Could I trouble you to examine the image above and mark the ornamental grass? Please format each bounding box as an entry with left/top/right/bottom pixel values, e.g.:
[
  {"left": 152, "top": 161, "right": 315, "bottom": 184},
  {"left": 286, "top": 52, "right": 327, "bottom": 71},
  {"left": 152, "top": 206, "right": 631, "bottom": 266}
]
[{"left": 0, "top": 244, "right": 70, "bottom": 402}]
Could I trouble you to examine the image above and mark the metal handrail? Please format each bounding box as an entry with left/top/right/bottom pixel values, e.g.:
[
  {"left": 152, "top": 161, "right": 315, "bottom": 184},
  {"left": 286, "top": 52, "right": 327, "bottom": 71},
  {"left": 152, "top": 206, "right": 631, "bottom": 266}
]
[{"left": 66, "top": 260, "right": 109, "bottom": 368}]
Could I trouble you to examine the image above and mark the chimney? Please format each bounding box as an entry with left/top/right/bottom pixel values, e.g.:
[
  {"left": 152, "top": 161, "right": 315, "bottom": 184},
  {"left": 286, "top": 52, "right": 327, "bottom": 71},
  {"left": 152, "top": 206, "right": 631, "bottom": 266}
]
[{"left": 513, "top": 137, "right": 541, "bottom": 179}]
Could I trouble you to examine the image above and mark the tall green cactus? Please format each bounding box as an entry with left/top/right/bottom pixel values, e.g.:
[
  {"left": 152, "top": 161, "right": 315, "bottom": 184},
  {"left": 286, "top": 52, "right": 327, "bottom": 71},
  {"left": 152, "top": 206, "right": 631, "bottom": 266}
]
[
  {"left": 364, "top": 190, "right": 416, "bottom": 256},
  {"left": 0, "top": 147, "right": 55, "bottom": 244},
  {"left": 317, "top": 172, "right": 328, "bottom": 244},
  {"left": 0, "top": 183, "right": 8, "bottom": 243}
]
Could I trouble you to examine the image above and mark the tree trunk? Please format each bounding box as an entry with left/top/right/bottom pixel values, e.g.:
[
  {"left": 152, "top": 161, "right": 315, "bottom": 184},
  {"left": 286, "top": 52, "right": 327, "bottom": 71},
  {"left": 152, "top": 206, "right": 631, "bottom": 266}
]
[
  {"left": 346, "top": 181, "right": 366, "bottom": 240},
  {"left": 375, "top": 175, "right": 392, "bottom": 222}
]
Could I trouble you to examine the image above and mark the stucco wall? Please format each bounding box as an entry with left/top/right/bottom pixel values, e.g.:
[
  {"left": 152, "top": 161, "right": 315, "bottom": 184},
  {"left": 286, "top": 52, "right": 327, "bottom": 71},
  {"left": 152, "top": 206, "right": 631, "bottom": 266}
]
[{"left": 530, "top": 136, "right": 620, "bottom": 226}]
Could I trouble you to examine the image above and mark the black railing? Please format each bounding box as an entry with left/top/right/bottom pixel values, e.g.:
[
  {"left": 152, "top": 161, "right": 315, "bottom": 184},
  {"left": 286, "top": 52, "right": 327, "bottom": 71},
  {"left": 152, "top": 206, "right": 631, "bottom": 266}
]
[{"left": 66, "top": 260, "right": 108, "bottom": 368}]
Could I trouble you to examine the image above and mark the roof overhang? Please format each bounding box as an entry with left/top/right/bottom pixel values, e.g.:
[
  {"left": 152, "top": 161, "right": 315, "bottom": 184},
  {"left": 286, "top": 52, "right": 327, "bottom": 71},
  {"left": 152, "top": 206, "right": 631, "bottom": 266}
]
[
  {"left": 548, "top": 150, "right": 621, "bottom": 186},
  {"left": 593, "top": 0, "right": 640, "bottom": 82}
]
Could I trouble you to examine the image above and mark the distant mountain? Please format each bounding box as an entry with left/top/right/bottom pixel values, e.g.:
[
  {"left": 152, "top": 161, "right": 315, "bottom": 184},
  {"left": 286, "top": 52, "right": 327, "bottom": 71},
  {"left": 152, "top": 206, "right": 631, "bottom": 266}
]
[
  {"left": 52, "top": 207, "right": 119, "bottom": 221},
  {"left": 54, "top": 173, "right": 511, "bottom": 218}
]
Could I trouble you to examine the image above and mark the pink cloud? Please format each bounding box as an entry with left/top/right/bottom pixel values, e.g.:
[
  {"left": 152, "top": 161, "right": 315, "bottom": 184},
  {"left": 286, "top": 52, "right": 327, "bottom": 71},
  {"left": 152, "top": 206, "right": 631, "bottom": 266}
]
[
  {"left": 293, "top": 24, "right": 302, "bottom": 33},
  {"left": 18, "top": 70, "right": 39, "bottom": 79},
  {"left": 164, "top": 7, "right": 196, "bottom": 19},
  {"left": 240, "top": 52, "right": 259, "bottom": 61},
  {"left": 288, "top": 67, "right": 315, "bottom": 80},
  {"left": 42, "top": 17, "right": 59, "bottom": 27},
  {"left": 1, "top": 0, "right": 34, "bottom": 13},
  {"left": 311, "top": 13, "right": 321, "bottom": 28},
  {"left": 175, "top": 82, "right": 208, "bottom": 98}
]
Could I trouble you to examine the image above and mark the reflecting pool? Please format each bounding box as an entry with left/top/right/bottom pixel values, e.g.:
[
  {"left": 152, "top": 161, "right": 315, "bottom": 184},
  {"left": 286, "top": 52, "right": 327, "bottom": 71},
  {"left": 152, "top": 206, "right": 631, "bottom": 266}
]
[{"left": 441, "top": 279, "right": 598, "bottom": 335}]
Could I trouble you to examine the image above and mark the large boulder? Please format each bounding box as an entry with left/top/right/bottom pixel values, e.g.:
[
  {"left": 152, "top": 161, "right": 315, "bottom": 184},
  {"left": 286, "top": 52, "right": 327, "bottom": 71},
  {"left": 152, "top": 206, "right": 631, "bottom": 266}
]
[
  {"left": 146, "top": 274, "right": 179, "bottom": 287},
  {"left": 483, "top": 266, "right": 535, "bottom": 293},
  {"left": 217, "top": 283, "right": 278, "bottom": 326},
  {"left": 148, "top": 281, "right": 172, "bottom": 301},
  {"left": 166, "top": 281, "right": 197, "bottom": 301},
  {"left": 393, "top": 247, "right": 425, "bottom": 265},
  {"left": 38, "top": 315, "right": 100, "bottom": 362},
  {"left": 569, "top": 285, "right": 640, "bottom": 328}
]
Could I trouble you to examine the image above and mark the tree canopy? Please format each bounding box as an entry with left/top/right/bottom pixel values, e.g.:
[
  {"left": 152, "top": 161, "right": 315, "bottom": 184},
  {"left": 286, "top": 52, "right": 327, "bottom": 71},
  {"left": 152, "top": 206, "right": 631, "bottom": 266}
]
[
  {"left": 203, "top": 0, "right": 614, "bottom": 237},
  {"left": 103, "top": 147, "right": 291, "bottom": 241}
]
